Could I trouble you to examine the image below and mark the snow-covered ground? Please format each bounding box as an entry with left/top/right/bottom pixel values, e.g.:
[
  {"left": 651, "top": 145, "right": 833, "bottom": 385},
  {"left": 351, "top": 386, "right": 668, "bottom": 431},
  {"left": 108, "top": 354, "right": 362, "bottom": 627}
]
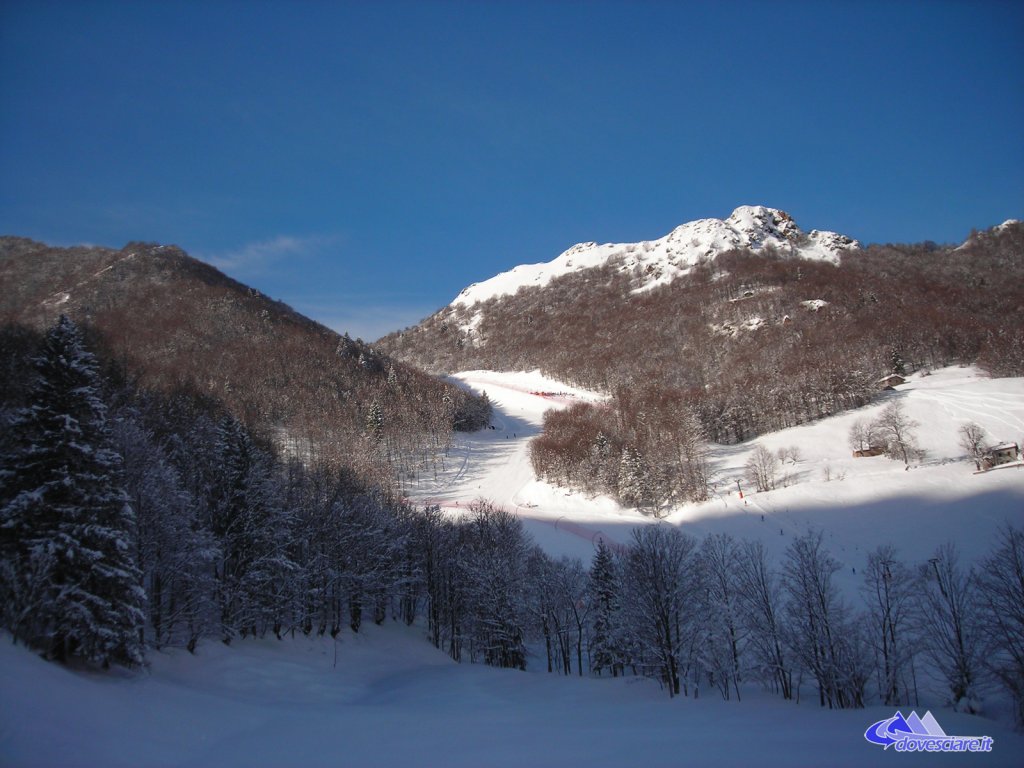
[
  {"left": 409, "top": 366, "right": 1023, "bottom": 581},
  {"left": 3, "top": 365, "right": 1023, "bottom": 767},
  {"left": 3, "top": 623, "right": 1022, "bottom": 768},
  {"left": 405, "top": 369, "right": 634, "bottom": 558}
]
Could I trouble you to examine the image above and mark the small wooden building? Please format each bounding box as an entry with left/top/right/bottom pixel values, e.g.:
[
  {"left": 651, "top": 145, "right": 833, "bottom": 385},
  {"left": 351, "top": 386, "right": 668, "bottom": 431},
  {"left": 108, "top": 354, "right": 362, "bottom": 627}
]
[
  {"left": 853, "top": 446, "right": 886, "bottom": 458},
  {"left": 877, "top": 374, "right": 906, "bottom": 390},
  {"left": 982, "top": 442, "right": 1020, "bottom": 470}
]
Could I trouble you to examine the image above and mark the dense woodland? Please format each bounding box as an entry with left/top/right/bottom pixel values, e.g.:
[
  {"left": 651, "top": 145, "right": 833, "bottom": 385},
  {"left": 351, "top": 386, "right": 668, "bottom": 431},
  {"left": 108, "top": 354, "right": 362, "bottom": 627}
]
[
  {"left": 1, "top": 316, "right": 1022, "bottom": 724},
  {"left": 381, "top": 222, "right": 1024, "bottom": 507},
  {"left": 0, "top": 237, "right": 491, "bottom": 497}
]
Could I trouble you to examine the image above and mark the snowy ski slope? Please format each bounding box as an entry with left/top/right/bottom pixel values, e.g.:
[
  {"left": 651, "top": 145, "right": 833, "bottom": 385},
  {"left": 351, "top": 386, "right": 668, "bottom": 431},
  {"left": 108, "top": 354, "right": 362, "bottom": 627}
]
[{"left": 407, "top": 366, "right": 1024, "bottom": 587}]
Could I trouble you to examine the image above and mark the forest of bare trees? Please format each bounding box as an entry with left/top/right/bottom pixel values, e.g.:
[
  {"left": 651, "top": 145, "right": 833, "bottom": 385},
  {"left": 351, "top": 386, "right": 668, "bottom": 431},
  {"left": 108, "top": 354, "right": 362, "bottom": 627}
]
[
  {"left": 0, "top": 238, "right": 491, "bottom": 498},
  {"left": 382, "top": 223, "right": 1024, "bottom": 504}
]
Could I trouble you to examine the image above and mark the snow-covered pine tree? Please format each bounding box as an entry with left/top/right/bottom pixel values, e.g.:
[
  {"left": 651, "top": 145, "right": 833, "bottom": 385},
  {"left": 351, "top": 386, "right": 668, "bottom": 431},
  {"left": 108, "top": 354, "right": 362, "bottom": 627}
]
[
  {"left": 210, "top": 414, "right": 295, "bottom": 642},
  {"left": 589, "top": 538, "right": 625, "bottom": 677},
  {"left": 890, "top": 348, "right": 906, "bottom": 376},
  {"left": 366, "top": 400, "right": 385, "bottom": 442},
  {"left": 0, "top": 315, "right": 145, "bottom": 666},
  {"left": 617, "top": 447, "right": 651, "bottom": 512}
]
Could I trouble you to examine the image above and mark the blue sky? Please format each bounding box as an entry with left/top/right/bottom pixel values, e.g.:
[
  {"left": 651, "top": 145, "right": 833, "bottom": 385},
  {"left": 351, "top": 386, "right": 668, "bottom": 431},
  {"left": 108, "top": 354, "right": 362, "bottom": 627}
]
[{"left": 2, "top": 1, "right": 1022, "bottom": 341}]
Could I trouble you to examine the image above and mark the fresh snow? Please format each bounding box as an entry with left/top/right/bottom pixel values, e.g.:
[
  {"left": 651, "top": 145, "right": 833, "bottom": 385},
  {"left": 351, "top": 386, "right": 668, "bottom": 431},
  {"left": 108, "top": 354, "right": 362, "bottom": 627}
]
[
  {"left": 409, "top": 366, "right": 1024, "bottom": 578},
  {"left": 452, "top": 206, "right": 859, "bottom": 309},
  {"left": 3, "top": 623, "right": 1022, "bottom": 768},
  {"left": 406, "top": 369, "right": 631, "bottom": 559},
  {"left": 800, "top": 298, "right": 828, "bottom": 311},
  {"left": 4, "top": 366, "right": 1024, "bottom": 767}
]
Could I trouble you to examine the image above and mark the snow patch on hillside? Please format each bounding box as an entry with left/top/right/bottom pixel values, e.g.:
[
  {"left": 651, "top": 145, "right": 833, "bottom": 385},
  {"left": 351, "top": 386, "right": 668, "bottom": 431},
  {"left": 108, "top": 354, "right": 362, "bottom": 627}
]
[{"left": 452, "top": 206, "right": 858, "bottom": 309}]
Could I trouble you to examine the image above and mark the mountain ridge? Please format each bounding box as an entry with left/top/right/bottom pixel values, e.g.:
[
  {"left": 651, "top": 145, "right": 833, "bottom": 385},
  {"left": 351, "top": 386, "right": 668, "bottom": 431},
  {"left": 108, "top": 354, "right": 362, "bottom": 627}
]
[
  {"left": 0, "top": 237, "right": 491, "bottom": 492},
  {"left": 378, "top": 214, "right": 1024, "bottom": 486},
  {"left": 453, "top": 205, "right": 859, "bottom": 308}
]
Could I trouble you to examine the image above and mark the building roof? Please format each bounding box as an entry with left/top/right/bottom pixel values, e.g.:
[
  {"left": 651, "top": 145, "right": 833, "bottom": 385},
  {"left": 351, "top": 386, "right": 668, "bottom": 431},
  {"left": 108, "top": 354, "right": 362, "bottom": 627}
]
[{"left": 987, "top": 442, "right": 1019, "bottom": 453}]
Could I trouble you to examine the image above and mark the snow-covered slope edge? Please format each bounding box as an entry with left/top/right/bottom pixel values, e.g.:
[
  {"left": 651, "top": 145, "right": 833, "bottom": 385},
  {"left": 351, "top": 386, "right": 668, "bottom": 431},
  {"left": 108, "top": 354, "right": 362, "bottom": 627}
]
[{"left": 453, "top": 205, "right": 859, "bottom": 307}]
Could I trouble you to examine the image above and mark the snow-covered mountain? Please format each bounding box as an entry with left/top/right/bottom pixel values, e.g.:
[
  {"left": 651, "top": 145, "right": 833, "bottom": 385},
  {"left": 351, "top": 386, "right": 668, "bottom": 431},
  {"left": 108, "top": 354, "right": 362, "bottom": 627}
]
[{"left": 453, "top": 205, "right": 859, "bottom": 307}]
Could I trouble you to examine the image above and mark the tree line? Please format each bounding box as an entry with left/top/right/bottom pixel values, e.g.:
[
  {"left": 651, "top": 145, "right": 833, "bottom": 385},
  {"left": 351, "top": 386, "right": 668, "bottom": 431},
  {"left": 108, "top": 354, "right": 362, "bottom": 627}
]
[{"left": 2, "top": 318, "right": 1021, "bottom": 726}]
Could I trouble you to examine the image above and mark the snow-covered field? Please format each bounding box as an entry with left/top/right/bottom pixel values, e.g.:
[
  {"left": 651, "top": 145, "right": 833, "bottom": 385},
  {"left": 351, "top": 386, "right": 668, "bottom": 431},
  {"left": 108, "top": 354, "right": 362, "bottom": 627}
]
[
  {"left": 3, "top": 622, "right": 1022, "bottom": 768},
  {"left": 3, "top": 365, "right": 1023, "bottom": 767}
]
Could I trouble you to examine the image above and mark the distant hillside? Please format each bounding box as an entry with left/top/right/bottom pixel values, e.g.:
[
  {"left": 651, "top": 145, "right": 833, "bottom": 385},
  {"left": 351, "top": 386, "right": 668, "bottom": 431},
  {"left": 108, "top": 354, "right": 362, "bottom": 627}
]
[
  {"left": 0, "top": 237, "right": 489, "bottom": 492},
  {"left": 381, "top": 214, "right": 1023, "bottom": 433},
  {"left": 378, "top": 212, "right": 1023, "bottom": 506}
]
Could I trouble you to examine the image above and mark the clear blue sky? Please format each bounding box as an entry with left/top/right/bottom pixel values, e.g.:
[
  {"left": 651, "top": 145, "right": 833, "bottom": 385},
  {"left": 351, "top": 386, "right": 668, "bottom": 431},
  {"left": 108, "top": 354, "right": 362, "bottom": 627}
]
[{"left": 2, "top": 1, "right": 1022, "bottom": 340}]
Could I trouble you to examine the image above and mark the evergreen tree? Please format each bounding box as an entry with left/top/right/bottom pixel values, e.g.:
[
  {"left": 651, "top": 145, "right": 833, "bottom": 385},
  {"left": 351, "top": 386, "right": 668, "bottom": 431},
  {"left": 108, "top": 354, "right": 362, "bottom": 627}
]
[
  {"left": 366, "top": 400, "right": 385, "bottom": 442},
  {"left": 890, "top": 348, "right": 906, "bottom": 376},
  {"left": 589, "top": 538, "right": 624, "bottom": 676},
  {"left": 0, "top": 316, "right": 145, "bottom": 666},
  {"left": 210, "top": 415, "right": 296, "bottom": 642},
  {"left": 617, "top": 447, "right": 651, "bottom": 511}
]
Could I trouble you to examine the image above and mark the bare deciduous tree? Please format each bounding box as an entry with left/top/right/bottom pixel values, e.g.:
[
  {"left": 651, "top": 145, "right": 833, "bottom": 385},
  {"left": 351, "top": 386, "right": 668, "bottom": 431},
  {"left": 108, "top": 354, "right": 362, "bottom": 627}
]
[
  {"left": 734, "top": 539, "right": 793, "bottom": 699},
  {"left": 873, "top": 401, "right": 921, "bottom": 465},
  {"left": 975, "top": 525, "right": 1024, "bottom": 727},
  {"left": 862, "top": 546, "right": 919, "bottom": 706},
  {"left": 622, "top": 526, "right": 698, "bottom": 698},
  {"left": 783, "top": 530, "right": 867, "bottom": 709},
  {"left": 957, "top": 422, "right": 988, "bottom": 470},
  {"left": 777, "top": 445, "right": 802, "bottom": 465},
  {"left": 698, "top": 534, "right": 747, "bottom": 700},
  {"left": 848, "top": 418, "right": 881, "bottom": 453},
  {"left": 745, "top": 445, "right": 779, "bottom": 493},
  {"left": 917, "top": 543, "right": 982, "bottom": 712}
]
